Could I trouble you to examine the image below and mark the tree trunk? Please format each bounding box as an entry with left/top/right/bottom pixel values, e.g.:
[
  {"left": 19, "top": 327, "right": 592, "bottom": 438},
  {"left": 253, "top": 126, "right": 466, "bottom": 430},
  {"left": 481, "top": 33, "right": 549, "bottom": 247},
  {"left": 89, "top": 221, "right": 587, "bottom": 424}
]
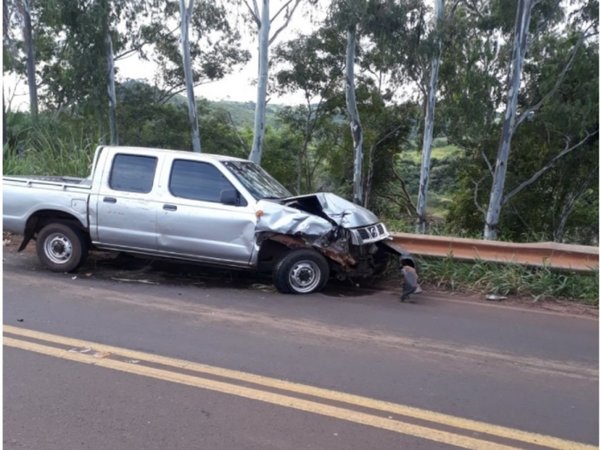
[
  {"left": 3, "top": 94, "right": 7, "bottom": 148},
  {"left": 345, "top": 24, "right": 364, "bottom": 206},
  {"left": 179, "top": 0, "right": 201, "bottom": 153},
  {"left": 22, "top": 0, "right": 38, "bottom": 119},
  {"left": 106, "top": 32, "right": 119, "bottom": 145},
  {"left": 483, "top": 0, "right": 534, "bottom": 240},
  {"left": 415, "top": 0, "right": 444, "bottom": 234},
  {"left": 249, "top": 0, "right": 270, "bottom": 165},
  {"left": 364, "top": 142, "right": 375, "bottom": 208}
]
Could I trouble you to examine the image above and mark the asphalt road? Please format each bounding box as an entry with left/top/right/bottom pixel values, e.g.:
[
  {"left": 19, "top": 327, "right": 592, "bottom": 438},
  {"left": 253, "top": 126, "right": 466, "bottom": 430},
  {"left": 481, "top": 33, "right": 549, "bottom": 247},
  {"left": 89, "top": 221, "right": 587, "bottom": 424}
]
[{"left": 3, "top": 246, "right": 599, "bottom": 449}]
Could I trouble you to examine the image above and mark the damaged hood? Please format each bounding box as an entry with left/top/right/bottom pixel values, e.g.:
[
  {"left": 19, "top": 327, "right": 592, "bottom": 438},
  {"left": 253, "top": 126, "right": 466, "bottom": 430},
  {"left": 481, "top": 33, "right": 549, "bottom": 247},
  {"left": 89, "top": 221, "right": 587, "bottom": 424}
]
[
  {"left": 255, "top": 199, "right": 334, "bottom": 236},
  {"left": 283, "top": 193, "right": 379, "bottom": 228},
  {"left": 255, "top": 192, "right": 380, "bottom": 236}
]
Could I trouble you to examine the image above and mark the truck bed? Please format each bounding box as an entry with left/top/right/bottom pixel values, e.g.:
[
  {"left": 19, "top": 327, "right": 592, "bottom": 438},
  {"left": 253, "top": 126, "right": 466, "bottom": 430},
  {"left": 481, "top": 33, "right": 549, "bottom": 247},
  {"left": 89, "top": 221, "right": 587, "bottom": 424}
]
[{"left": 3, "top": 175, "right": 92, "bottom": 188}]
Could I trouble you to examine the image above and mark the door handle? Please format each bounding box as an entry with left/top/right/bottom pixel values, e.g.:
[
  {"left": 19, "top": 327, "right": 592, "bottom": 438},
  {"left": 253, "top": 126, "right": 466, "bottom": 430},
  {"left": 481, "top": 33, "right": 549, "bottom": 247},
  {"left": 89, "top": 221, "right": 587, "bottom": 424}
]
[
  {"left": 163, "top": 204, "right": 177, "bottom": 211},
  {"left": 103, "top": 197, "right": 117, "bottom": 203}
]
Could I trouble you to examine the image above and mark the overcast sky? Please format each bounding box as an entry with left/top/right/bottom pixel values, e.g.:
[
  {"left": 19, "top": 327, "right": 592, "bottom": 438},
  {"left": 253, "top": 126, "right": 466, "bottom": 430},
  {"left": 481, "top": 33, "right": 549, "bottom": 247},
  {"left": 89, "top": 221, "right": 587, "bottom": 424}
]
[
  {"left": 4, "top": 2, "right": 327, "bottom": 111},
  {"left": 115, "top": 2, "right": 327, "bottom": 106}
]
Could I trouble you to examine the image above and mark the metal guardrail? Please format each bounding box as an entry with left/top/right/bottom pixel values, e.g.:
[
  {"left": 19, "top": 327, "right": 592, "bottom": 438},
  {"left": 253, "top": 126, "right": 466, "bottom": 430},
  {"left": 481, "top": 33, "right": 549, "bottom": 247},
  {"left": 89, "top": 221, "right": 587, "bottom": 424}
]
[{"left": 389, "top": 233, "right": 599, "bottom": 272}]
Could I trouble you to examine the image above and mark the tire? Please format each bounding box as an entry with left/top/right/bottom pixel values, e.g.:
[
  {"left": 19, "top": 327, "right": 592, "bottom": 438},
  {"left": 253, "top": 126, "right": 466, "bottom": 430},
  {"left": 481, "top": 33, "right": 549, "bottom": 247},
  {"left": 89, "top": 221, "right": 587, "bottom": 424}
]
[
  {"left": 36, "top": 223, "right": 88, "bottom": 272},
  {"left": 273, "top": 249, "right": 330, "bottom": 294}
]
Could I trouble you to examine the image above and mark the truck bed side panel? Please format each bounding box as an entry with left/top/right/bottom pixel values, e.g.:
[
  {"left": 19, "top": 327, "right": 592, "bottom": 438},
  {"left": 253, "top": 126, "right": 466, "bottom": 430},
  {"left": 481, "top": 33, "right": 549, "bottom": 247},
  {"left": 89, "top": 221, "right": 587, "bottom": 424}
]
[{"left": 2, "top": 182, "right": 90, "bottom": 234}]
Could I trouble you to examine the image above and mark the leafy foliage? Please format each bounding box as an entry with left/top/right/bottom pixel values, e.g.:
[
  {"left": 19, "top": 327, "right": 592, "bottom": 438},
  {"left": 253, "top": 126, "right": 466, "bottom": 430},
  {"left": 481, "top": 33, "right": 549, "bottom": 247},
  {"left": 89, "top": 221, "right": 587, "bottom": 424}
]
[{"left": 3, "top": 0, "right": 598, "bottom": 247}]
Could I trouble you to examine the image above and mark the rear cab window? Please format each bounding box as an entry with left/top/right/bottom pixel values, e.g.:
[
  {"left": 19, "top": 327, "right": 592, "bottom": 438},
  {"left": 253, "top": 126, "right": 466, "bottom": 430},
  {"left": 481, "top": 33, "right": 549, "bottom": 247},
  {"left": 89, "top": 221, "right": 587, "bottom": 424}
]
[{"left": 109, "top": 154, "right": 157, "bottom": 193}]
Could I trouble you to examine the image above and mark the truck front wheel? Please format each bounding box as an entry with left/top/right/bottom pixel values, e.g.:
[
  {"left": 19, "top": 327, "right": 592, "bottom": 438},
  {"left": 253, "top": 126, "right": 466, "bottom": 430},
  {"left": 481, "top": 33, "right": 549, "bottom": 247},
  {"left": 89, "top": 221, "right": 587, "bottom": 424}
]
[
  {"left": 36, "top": 223, "right": 88, "bottom": 272},
  {"left": 273, "top": 249, "right": 330, "bottom": 294}
]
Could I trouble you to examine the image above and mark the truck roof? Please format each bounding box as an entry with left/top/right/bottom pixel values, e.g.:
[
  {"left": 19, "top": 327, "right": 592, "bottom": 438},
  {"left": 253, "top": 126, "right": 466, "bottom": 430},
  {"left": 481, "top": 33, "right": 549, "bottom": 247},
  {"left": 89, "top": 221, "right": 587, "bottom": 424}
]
[{"left": 99, "top": 145, "right": 249, "bottom": 163}]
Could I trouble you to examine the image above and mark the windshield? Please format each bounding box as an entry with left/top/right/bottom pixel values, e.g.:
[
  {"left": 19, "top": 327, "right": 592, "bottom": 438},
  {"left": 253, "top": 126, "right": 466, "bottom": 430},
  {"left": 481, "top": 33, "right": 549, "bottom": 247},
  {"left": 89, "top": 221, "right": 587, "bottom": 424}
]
[{"left": 222, "top": 161, "right": 292, "bottom": 200}]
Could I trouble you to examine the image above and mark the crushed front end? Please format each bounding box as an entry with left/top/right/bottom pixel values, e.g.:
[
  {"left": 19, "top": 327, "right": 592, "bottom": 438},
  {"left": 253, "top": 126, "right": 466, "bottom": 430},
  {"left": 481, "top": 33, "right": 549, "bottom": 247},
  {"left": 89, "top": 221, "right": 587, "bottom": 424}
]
[{"left": 254, "top": 192, "right": 415, "bottom": 283}]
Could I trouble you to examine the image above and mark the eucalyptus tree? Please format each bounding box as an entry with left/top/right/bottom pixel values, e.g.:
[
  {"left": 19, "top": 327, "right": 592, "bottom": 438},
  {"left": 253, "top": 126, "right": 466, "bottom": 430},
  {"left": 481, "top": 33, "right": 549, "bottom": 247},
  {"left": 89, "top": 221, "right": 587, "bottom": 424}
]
[
  {"left": 2, "top": 0, "right": 39, "bottom": 118},
  {"left": 328, "top": 0, "right": 369, "bottom": 205},
  {"left": 415, "top": 0, "right": 444, "bottom": 233},
  {"left": 442, "top": 0, "right": 598, "bottom": 243},
  {"left": 483, "top": 0, "right": 536, "bottom": 240},
  {"left": 21, "top": 0, "right": 38, "bottom": 118},
  {"left": 149, "top": 1, "right": 250, "bottom": 103},
  {"left": 328, "top": 0, "right": 428, "bottom": 206},
  {"left": 133, "top": 0, "right": 249, "bottom": 151},
  {"left": 179, "top": 0, "right": 201, "bottom": 152},
  {"left": 3, "top": 0, "right": 18, "bottom": 141},
  {"left": 483, "top": 0, "right": 598, "bottom": 240},
  {"left": 241, "top": 0, "right": 308, "bottom": 165}
]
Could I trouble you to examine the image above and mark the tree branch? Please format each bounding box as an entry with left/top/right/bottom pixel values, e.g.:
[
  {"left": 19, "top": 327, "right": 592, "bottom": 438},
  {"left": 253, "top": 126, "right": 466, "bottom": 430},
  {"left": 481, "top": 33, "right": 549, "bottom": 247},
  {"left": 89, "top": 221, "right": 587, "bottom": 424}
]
[
  {"left": 390, "top": 165, "right": 417, "bottom": 215},
  {"left": 472, "top": 177, "right": 487, "bottom": 214},
  {"left": 502, "top": 129, "right": 598, "bottom": 205},
  {"left": 481, "top": 150, "right": 494, "bottom": 176},
  {"left": 269, "top": 0, "right": 301, "bottom": 45},
  {"left": 553, "top": 163, "right": 597, "bottom": 241},
  {"left": 271, "top": 0, "right": 295, "bottom": 22},
  {"left": 115, "top": 25, "right": 180, "bottom": 61},
  {"left": 157, "top": 78, "right": 212, "bottom": 104},
  {"left": 242, "top": 0, "right": 261, "bottom": 25},
  {"left": 514, "top": 27, "right": 596, "bottom": 130}
]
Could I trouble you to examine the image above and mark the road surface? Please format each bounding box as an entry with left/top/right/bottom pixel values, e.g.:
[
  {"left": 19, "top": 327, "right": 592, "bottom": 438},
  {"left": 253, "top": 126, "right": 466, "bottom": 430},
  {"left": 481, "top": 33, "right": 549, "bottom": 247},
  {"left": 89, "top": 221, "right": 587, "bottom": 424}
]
[{"left": 3, "top": 245, "right": 598, "bottom": 449}]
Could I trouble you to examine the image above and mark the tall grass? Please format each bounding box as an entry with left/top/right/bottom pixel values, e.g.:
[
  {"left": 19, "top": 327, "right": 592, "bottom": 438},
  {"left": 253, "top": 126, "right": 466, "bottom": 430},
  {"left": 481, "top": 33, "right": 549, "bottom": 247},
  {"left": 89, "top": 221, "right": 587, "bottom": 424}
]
[
  {"left": 415, "top": 256, "right": 599, "bottom": 306},
  {"left": 3, "top": 114, "right": 101, "bottom": 177}
]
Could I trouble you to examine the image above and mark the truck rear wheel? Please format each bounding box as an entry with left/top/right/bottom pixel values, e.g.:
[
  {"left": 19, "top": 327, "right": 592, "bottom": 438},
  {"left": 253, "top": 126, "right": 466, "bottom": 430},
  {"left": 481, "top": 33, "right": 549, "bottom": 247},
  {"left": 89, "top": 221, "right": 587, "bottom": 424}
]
[
  {"left": 273, "top": 249, "right": 329, "bottom": 294},
  {"left": 36, "top": 223, "right": 88, "bottom": 272}
]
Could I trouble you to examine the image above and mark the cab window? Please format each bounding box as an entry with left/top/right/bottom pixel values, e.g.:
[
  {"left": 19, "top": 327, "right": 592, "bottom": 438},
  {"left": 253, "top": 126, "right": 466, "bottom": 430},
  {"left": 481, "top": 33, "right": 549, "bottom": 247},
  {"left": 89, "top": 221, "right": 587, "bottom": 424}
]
[
  {"left": 109, "top": 154, "right": 157, "bottom": 193},
  {"left": 169, "top": 159, "right": 244, "bottom": 204}
]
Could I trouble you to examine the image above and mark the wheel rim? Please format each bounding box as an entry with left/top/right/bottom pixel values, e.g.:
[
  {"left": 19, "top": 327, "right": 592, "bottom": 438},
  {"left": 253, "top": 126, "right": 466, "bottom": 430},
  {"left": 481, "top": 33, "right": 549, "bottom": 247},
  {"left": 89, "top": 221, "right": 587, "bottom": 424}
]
[
  {"left": 43, "top": 232, "right": 73, "bottom": 265},
  {"left": 288, "top": 260, "right": 321, "bottom": 293}
]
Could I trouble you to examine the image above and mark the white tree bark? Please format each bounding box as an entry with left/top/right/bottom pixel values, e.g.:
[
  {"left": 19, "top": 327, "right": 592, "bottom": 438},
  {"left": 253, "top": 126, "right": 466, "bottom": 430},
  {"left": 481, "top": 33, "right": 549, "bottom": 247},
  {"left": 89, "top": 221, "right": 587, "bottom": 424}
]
[
  {"left": 106, "top": 32, "right": 119, "bottom": 145},
  {"left": 246, "top": 0, "right": 301, "bottom": 165},
  {"left": 415, "top": 0, "right": 444, "bottom": 234},
  {"left": 249, "top": 0, "right": 270, "bottom": 164},
  {"left": 483, "top": 0, "right": 534, "bottom": 240},
  {"left": 345, "top": 24, "right": 364, "bottom": 206},
  {"left": 22, "top": 0, "right": 38, "bottom": 118},
  {"left": 179, "top": 0, "right": 201, "bottom": 153}
]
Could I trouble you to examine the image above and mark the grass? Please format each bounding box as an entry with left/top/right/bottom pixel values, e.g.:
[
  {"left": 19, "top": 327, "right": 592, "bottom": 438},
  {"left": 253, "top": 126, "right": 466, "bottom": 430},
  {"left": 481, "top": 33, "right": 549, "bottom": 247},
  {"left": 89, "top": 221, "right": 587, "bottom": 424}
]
[
  {"left": 4, "top": 118, "right": 100, "bottom": 177},
  {"left": 411, "top": 256, "right": 599, "bottom": 306}
]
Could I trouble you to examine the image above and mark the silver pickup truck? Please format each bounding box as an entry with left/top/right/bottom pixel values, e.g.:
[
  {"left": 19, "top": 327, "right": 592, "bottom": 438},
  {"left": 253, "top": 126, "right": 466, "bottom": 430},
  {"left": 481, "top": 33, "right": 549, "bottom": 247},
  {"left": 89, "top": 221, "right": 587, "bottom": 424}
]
[{"left": 3, "top": 146, "right": 412, "bottom": 294}]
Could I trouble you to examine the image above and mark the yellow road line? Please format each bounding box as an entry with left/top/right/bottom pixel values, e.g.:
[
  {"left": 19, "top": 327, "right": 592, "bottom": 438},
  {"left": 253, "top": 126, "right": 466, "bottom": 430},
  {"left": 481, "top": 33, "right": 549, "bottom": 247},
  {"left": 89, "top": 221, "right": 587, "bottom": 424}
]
[
  {"left": 4, "top": 336, "right": 520, "bottom": 450},
  {"left": 4, "top": 325, "right": 596, "bottom": 450}
]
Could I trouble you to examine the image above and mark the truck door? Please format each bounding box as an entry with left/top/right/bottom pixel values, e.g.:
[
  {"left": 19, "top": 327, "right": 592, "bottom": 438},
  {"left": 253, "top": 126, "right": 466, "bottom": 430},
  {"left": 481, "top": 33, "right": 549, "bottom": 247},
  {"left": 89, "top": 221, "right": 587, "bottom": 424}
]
[
  {"left": 156, "top": 159, "right": 256, "bottom": 265},
  {"left": 92, "top": 153, "right": 159, "bottom": 251}
]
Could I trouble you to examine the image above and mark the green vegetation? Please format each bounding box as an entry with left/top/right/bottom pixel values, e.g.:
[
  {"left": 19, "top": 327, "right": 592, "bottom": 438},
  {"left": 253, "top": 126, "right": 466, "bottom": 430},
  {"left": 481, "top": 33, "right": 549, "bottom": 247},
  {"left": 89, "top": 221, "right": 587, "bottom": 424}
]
[
  {"left": 414, "top": 257, "right": 599, "bottom": 305},
  {"left": 3, "top": 113, "right": 98, "bottom": 176}
]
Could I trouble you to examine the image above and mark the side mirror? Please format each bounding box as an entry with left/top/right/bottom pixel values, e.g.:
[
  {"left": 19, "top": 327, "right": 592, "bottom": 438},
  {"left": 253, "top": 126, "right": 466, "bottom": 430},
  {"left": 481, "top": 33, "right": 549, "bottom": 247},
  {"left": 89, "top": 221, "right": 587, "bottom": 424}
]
[{"left": 220, "top": 188, "right": 240, "bottom": 206}]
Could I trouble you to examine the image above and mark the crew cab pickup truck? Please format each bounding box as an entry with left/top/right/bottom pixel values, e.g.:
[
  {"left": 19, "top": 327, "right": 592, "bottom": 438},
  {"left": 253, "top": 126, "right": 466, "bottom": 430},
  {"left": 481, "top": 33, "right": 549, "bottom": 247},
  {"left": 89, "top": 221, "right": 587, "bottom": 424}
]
[{"left": 3, "top": 146, "right": 412, "bottom": 294}]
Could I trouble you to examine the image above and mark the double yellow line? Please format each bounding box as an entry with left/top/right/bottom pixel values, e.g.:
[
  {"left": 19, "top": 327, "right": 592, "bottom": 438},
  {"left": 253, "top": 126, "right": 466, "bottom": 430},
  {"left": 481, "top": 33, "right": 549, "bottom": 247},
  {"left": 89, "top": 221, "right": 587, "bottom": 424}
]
[{"left": 4, "top": 325, "right": 595, "bottom": 450}]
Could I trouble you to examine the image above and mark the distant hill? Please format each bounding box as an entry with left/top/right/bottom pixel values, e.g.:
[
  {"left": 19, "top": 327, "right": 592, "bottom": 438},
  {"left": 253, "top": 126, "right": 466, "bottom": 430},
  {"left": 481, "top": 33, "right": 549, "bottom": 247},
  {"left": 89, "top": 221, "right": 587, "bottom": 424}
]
[
  {"left": 205, "top": 100, "right": 284, "bottom": 129},
  {"left": 169, "top": 93, "right": 284, "bottom": 129}
]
